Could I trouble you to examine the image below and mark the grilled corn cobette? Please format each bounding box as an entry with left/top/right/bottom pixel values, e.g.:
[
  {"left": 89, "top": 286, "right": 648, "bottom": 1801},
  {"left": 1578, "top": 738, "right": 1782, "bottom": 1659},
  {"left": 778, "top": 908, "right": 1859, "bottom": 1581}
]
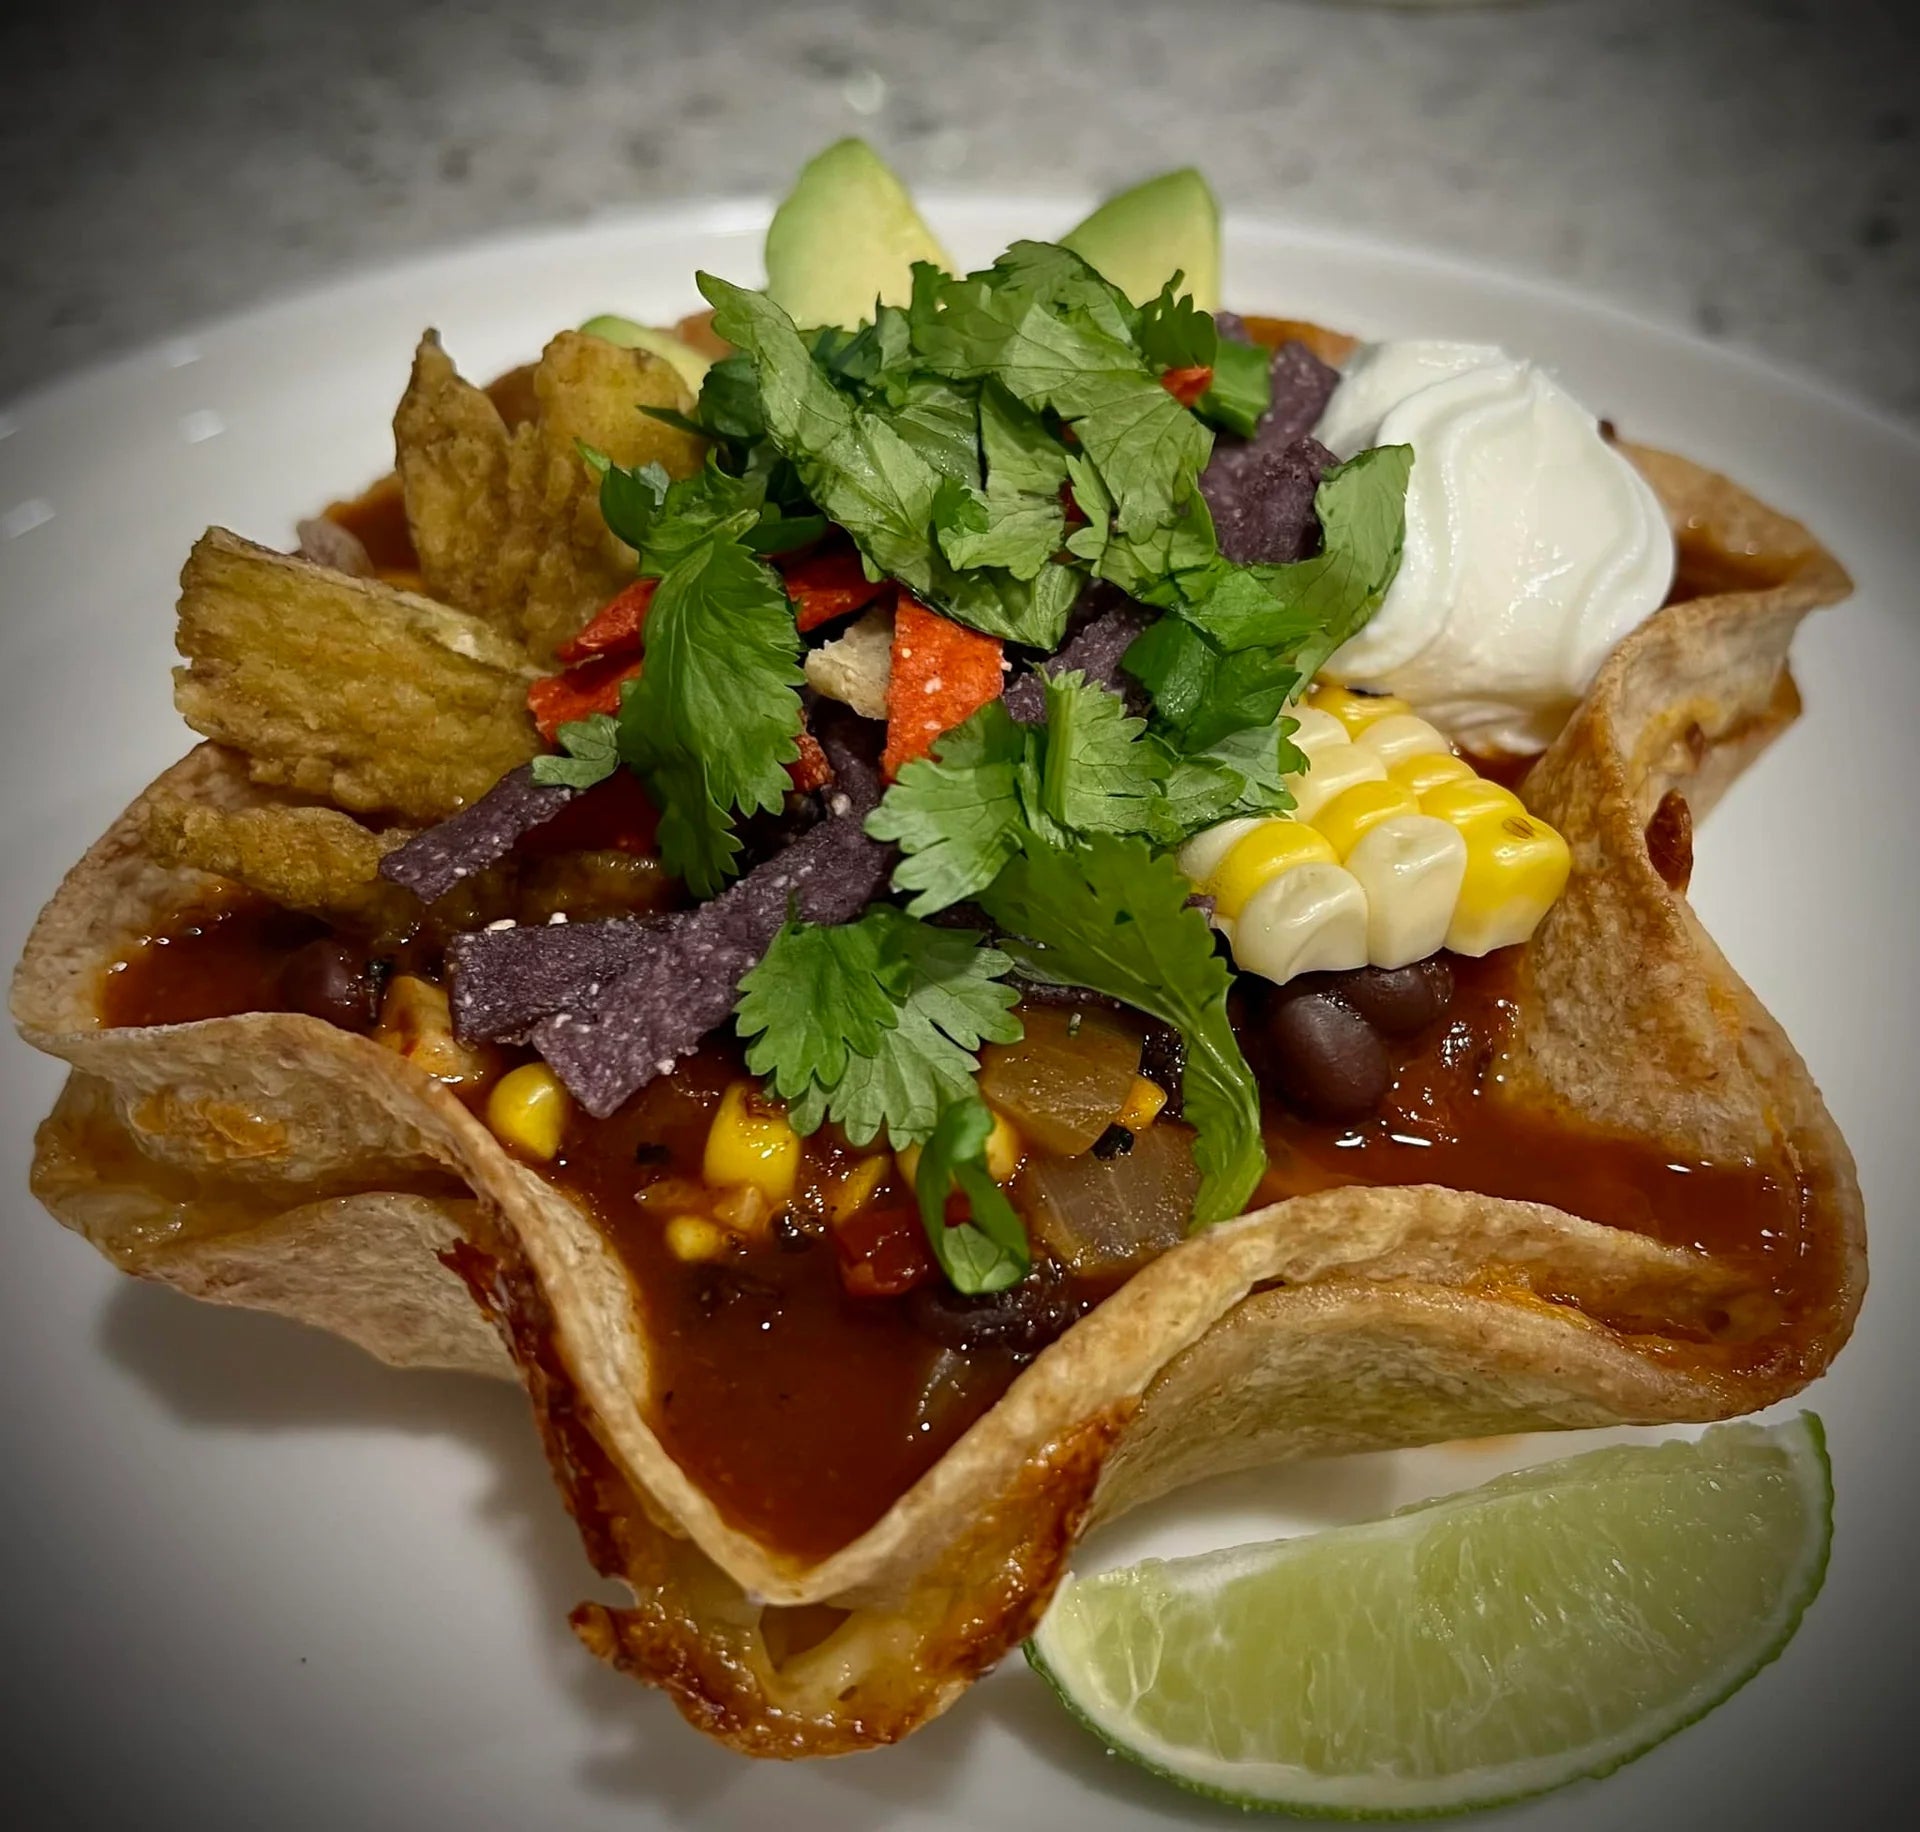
[{"left": 1178, "top": 686, "right": 1571, "bottom": 987}]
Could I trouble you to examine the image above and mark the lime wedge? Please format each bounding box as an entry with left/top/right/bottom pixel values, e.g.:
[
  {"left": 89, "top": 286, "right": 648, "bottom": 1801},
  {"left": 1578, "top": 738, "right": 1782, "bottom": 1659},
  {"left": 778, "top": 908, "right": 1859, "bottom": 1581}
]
[{"left": 1028, "top": 1416, "right": 1831, "bottom": 1818}]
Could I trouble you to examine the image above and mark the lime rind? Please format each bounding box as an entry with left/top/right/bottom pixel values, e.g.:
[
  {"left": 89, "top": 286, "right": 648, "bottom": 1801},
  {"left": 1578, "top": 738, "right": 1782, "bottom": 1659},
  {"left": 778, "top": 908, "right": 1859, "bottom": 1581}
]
[{"left": 1026, "top": 1415, "right": 1832, "bottom": 1821}]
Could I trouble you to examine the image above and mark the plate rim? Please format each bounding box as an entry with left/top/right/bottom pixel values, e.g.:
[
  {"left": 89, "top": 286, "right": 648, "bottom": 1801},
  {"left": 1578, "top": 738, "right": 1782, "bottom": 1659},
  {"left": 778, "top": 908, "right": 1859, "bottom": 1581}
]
[{"left": 3, "top": 191, "right": 1916, "bottom": 457}]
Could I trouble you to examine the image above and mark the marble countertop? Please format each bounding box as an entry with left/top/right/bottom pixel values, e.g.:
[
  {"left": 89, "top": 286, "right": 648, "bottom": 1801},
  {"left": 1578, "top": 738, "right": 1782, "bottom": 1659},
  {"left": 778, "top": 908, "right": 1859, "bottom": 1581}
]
[{"left": 0, "top": 0, "right": 1914, "bottom": 418}]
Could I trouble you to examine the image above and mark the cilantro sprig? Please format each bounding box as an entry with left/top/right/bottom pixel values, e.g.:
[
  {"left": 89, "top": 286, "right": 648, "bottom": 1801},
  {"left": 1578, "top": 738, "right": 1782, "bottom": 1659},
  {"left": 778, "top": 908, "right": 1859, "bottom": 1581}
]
[
  {"left": 913, "top": 1092, "right": 1031, "bottom": 1294},
  {"left": 531, "top": 453, "right": 809, "bottom": 895},
  {"left": 735, "top": 905, "right": 1022, "bottom": 1149},
  {"left": 867, "top": 670, "right": 1298, "bottom": 915},
  {"left": 978, "top": 833, "right": 1265, "bottom": 1227},
  {"left": 1123, "top": 445, "right": 1415, "bottom": 751}
]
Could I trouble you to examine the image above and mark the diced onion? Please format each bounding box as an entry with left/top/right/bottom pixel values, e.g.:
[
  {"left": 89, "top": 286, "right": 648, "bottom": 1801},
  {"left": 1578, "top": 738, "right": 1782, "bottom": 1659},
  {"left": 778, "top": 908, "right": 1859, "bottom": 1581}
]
[
  {"left": 1016, "top": 1121, "right": 1200, "bottom": 1278},
  {"left": 977, "top": 1005, "right": 1140, "bottom": 1156}
]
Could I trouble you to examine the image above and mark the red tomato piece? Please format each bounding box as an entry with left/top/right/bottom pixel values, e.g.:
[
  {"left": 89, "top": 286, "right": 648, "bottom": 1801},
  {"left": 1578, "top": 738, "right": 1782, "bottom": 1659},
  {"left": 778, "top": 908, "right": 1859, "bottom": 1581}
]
[
  {"left": 520, "top": 769, "right": 660, "bottom": 858},
  {"left": 834, "top": 1202, "right": 937, "bottom": 1298},
  {"left": 1160, "top": 364, "right": 1214, "bottom": 408}
]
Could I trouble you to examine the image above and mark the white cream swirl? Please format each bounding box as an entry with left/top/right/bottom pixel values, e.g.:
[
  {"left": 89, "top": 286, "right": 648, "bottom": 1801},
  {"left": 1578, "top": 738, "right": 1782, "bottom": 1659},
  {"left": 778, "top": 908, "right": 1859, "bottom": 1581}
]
[{"left": 1313, "top": 340, "right": 1675, "bottom": 754}]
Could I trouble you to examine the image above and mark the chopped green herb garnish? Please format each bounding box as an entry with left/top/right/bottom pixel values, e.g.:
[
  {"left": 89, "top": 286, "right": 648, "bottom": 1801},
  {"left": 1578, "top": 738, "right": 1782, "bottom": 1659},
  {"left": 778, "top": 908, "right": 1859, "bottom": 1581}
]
[
  {"left": 913, "top": 1091, "right": 1031, "bottom": 1294},
  {"left": 735, "top": 905, "right": 1022, "bottom": 1148},
  {"left": 977, "top": 832, "right": 1264, "bottom": 1227}
]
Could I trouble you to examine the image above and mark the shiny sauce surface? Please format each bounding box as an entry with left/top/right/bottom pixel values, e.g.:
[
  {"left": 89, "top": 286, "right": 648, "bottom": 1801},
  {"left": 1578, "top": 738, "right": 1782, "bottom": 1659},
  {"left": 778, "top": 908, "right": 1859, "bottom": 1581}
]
[{"left": 102, "top": 905, "right": 1815, "bottom": 1560}]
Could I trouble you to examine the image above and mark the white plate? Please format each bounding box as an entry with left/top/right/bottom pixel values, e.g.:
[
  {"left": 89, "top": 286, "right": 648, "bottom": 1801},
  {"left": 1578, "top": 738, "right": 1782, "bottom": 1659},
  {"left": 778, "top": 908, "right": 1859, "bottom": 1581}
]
[{"left": 3, "top": 200, "right": 1916, "bottom": 1829}]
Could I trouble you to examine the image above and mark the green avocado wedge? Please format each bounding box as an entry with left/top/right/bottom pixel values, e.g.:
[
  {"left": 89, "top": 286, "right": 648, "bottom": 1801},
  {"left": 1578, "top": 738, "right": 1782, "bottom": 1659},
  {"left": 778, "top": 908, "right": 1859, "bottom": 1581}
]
[
  {"left": 1028, "top": 1416, "right": 1833, "bottom": 1819},
  {"left": 763, "top": 138, "right": 953, "bottom": 331},
  {"left": 1061, "top": 168, "right": 1222, "bottom": 312},
  {"left": 576, "top": 316, "right": 713, "bottom": 395}
]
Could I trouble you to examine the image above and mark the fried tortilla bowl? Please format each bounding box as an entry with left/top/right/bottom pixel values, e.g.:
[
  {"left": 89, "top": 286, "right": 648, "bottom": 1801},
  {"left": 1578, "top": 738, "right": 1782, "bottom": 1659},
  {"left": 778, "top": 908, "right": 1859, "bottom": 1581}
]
[{"left": 12, "top": 431, "right": 1862, "bottom": 1758}]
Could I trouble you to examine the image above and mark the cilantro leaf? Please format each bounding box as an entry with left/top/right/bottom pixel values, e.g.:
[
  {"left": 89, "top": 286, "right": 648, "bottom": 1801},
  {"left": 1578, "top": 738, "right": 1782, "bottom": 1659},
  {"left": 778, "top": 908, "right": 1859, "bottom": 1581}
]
[
  {"left": 1148, "top": 718, "right": 1303, "bottom": 840},
  {"left": 579, "top": 447, "right": 670, "bottom": 552},
  {"left": 868, "top": 673, "right": 1173, "bottom": 914},
  {"left": 977, "top": 833, "right": 1265, "bottom": 1227},
  {"left": 866, "top": 700, "right": 1029, "bottom": 916},
  {"left": 705, "top": 273, "right": 1075, "bottom": 648},
  {"left": 618, "top": 532, "right": 804, "bottom": 896},
  {"left": 531, "top": 712, "right": 621, "bottom": 790},
  {"left": 1125, "top": 445, "right": 1414, "bottom": 751},
  {"left": 1134, "top": 278, "right": 1216, "bottom": 373},
  {"left": 914, "top": 1091, "right": 1030, "bottom": 1294},
  {"left": 1198, "top": 333, "right": 1272, "bottom": 439},
  {"left": 1033, "top": 669, "right": 1164, "bottom": 835},
  {"left": 736, "top": 906, "right": 1022, "bottom": 1149},
  {"left": 936, "top": 384, "right": 1068, "bottom": 580},
  {"left": 887, "top": 375, "right": 981, "bottom": 483}
]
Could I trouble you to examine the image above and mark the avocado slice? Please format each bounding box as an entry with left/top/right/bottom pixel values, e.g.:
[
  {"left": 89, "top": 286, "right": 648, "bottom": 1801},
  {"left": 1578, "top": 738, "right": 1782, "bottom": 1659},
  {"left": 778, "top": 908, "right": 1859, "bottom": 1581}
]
[
  {"left": 764, "top": 139, "right": 952, "bottom": 330},
  {"left": 577, "top": 316, "right": 712, "bottom": 396},
  {"left": 1061, "top": 169, "right": 1221, "bottom": 313}
]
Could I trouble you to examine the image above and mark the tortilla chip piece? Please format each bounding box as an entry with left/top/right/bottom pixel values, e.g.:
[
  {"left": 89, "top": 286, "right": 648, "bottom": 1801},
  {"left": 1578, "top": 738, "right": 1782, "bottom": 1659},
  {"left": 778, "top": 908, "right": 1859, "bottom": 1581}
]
[
  {"left": 173, "top": 528, "right": 541, "bottom": 822},
  {"left": 394, "top": 329, "right": 705, "bottom": 662},
  {"left": 141, "top": 797, "right": 415, "bottom": 931},
  {"left": 12, "top": 442, "right": 1863, "bottom": 1759}
]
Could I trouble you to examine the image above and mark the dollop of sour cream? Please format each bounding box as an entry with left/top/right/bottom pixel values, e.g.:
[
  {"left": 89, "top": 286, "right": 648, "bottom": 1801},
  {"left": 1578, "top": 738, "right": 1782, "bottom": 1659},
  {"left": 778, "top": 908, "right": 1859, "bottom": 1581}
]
[{"left": 1313, "top": 341, "right": 1675, "bottom": 754}]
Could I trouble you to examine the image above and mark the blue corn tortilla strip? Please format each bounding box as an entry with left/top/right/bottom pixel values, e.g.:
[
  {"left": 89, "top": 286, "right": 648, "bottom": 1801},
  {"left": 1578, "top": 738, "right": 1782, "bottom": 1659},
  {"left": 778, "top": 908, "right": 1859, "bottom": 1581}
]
[
  {"left": 1204, "top": 434, "right": 1338, "bottom": 566},
  {"left": 1004, "top": 597, "right": 1155, "bottom": 723},
  {"left": 1201, "top": 336, "right": 1342, "bottom": 564},
  {"left": 447, "top": 915, "right": 660, "bottom": 1045},
  {"left": 379, "top": 765, "right": 577, "bottom": 903},
  {"left": 532, "top": 718, "right": 891, "bottom": 1117}
]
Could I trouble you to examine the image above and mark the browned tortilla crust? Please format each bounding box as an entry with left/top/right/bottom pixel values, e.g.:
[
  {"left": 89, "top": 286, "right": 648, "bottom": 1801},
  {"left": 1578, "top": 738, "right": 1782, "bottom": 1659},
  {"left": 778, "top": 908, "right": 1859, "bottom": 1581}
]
[{"left": 11, "top": 442, "right": 1862, "bottom": 1756}]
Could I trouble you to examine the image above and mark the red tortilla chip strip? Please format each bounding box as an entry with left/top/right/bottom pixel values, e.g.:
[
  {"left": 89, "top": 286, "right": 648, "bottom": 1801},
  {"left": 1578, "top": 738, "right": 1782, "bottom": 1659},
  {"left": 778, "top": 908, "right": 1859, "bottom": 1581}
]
[
  {"left": 780, "top": 542, "right": 891, "bottom": 633},
  {"left": 556, "top": 578, "right": 657, "bottom": 665},
  {"left": 527, "top": 653, "right": 642, "bottom": 744},
  {"left": 882, "top": 597, "right": 1005, "bottom": 780}
]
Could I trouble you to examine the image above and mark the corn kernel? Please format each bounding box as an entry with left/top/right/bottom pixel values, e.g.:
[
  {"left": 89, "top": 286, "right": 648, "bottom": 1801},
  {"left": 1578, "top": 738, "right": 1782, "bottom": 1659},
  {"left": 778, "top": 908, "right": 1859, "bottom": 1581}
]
[
  {"left": 373, "top": 975, "right": 500, "bottom": 1093},
  {"left": 1445, "top": 805, "right": 1573, "bottom": 956},
  {"left": 895, "top": 1110, "right": 1021, "bottom": 1189},
  {"left": 1351, "top": 712, "right": 1452, "bottom": 770},
  {"left": 1208, "top": 820, "right": 1337, "bottom": 920},
  {"left": 1307, "top": 681, "right": 1413, "bottom": 736},
  {"left": 484, "top": 1063, "right": 570, "bottom": 1162},
  {"left": 665, "top": 1214, "right": 730, "bottom": 1262},
  {"left": 1285, "top": 707, "right": 1350, "bottom": 756},
  {"left": 1233, "top": 861, "right": 1370, "bottom": 983},
  {"left": 1118, "top": 1075, "right": 1168, "bottom": 1132},
  {"left": 1176, "top": 815, "right": 1265, "bottom": 890},
  {"left": 1312, "top": 779, "right": 1420, "bottom": 860},
  {"left": 1287, "top": 738, "right": 1389, "bottom": 821},
  {"left": 984, "top": 1108, "right": 1024, "bottom": 1183},
  {"left": 1345, "top": 814, "right": 1468, "bottom": 968},
  {"left": 828, "top": 1155, "right": 890, "bottom": 1225},
  {"left": 703, "top": 1080, "right": 800, "bottom": 1206},
  {"left": 1388, "top": 751, "right": 1478, "bottom": 798},
  {"left": 1419, "top": 775, "right": 1526, "bottom": 828}
]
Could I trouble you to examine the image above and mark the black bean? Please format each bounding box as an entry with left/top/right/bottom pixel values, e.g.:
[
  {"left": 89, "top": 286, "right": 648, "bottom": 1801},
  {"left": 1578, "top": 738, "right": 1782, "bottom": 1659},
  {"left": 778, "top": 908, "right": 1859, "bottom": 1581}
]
[
  {"left": 1332, "top": 960, "right": 1454, "bottom": 1036},
  {"left": 1265, "top": 991, "right": 1390, "bottom": 1122},
  {"left": 906, "top": 1262, "right": 1084, "bottom": 1357},
  {"left": 279, "top": 940, "right": 375, "bottom": 1031},
  {"left": 1091, "top": 1123, "right": 1135, "bottom": 1160}
]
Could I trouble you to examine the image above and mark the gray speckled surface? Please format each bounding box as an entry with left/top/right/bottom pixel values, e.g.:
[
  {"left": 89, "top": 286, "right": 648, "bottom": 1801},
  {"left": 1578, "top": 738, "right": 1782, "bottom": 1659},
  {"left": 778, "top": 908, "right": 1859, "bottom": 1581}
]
[{"left": 0, "top": 0, "right": 1914, "bottom": 415}]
